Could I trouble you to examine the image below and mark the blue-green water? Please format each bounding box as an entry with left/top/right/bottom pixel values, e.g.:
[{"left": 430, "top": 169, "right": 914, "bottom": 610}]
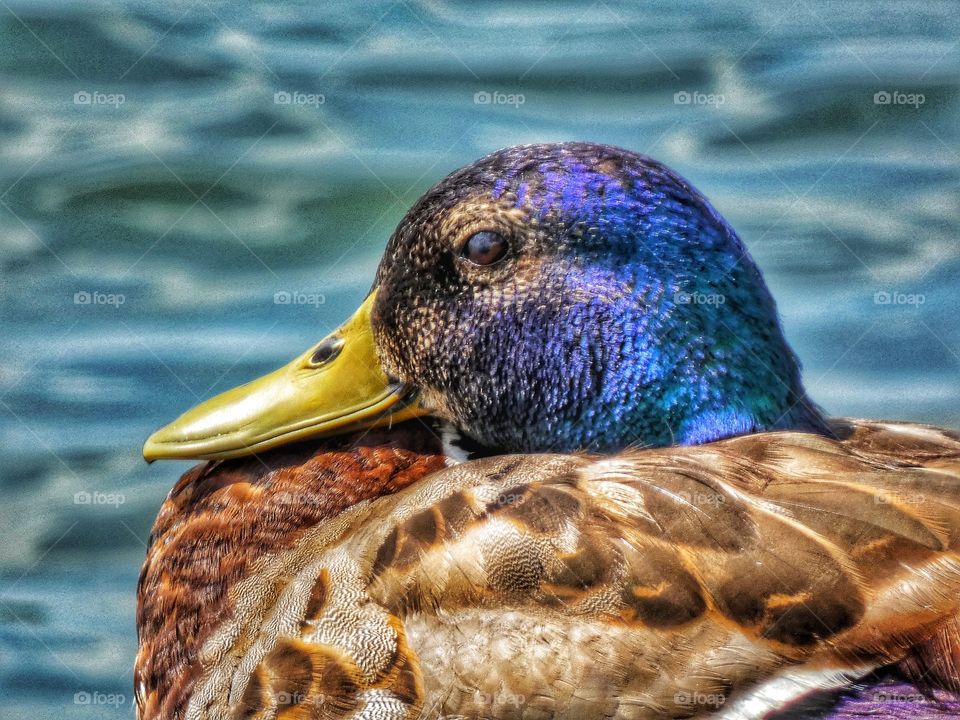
[{"left": 0, "top": 1, "right": 957, "bottom": 717}]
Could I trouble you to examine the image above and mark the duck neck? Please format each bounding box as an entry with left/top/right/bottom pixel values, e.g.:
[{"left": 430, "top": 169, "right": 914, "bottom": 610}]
[{"left": 448, "top": 265, "right": 832, "bottom": 454}]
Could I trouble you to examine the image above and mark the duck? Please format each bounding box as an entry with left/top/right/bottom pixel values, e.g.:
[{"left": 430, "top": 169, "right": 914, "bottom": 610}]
[{"left": 137, "top": 142, "right": 960, "bottom": 720}]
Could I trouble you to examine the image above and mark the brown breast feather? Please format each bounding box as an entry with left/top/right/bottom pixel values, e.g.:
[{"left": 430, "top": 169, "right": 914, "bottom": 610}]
[{"left": 134, "top": 422, "right": 448, "bottom": 720}]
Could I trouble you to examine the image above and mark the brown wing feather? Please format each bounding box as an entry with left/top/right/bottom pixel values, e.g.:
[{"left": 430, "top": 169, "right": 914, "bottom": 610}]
[
  {"left": 142, "top": 420, "right": 960, "bottom": 719},
  {"left": 354, "top": 423, "right": 960, "bottom": 717}
]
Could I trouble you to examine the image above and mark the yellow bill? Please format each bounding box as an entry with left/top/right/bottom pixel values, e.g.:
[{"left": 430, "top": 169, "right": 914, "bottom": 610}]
[{"left": 142, "top": 292, "right": 427, "bottom": 461}]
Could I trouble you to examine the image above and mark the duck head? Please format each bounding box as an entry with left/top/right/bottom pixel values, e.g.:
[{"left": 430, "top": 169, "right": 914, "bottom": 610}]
[{"left": 144, "top": 142, "right": 827, "bottom": 461}]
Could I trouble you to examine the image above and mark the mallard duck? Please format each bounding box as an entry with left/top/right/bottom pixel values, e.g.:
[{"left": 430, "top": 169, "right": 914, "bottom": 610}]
[{"left": 137, "top": 143, "right": 960, "bottom": 720}]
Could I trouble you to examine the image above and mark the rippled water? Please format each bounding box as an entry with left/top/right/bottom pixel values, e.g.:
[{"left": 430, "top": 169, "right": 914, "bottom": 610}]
[{"left": 0, "top": 1, "right": 957, "bottom": 716}]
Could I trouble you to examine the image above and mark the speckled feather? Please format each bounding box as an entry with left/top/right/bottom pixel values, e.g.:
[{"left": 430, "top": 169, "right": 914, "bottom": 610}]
[
  {"left": 137, "top": 419, "right": 960, "bottom": 720},
  {"left": 135, "top": 423, "right": 449, "bottom": 720}
]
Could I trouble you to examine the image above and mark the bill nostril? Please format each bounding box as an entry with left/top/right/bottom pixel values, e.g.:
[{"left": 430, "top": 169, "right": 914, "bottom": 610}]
[{"left": 310, "top": 336, "right": 344, "bottom": 366}]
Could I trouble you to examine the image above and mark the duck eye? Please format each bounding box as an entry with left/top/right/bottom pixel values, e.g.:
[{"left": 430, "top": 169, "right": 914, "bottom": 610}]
[
  {"left": 461, "top": 231, "right": 509, "bottom": 266},
  {"left": 309, "top": 336, "right": 344, "bottom": 366}
]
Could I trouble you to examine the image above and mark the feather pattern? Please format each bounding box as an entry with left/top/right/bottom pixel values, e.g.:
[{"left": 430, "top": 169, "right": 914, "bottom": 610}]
[{"left": 136, "top": 419, "right": 960, "bottom": 719}]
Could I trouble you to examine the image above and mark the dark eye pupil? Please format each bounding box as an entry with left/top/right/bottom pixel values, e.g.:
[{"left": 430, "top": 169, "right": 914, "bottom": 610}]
[
  {"left": 310, "top": 336, "right": 344, "bottom": 366},
  {"left": 463, "top": 231, "right": 508, "bottom": 266}
]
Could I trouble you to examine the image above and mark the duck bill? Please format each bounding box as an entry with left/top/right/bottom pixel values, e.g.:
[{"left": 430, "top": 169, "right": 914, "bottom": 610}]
[{"left": 142, "top": 292, "right": 428, "bottom": 461}]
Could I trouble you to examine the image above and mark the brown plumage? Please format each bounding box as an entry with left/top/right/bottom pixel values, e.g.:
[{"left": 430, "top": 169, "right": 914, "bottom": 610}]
[
  {"left": 135, "top": 424, "right": 448, "bottom": 720},
  {"left": 137, "top": 418, "right": 960, "bottom": 719}
]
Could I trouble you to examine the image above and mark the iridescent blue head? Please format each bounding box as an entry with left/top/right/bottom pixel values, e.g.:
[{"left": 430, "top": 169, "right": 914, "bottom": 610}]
[{"left": 372, "top": 142, "right": 828, "bottom": 453}]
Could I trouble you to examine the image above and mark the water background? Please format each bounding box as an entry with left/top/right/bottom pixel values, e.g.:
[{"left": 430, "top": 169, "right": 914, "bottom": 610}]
[{"left": 0, "top": 1, "right": 958, "bottom": 717}]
